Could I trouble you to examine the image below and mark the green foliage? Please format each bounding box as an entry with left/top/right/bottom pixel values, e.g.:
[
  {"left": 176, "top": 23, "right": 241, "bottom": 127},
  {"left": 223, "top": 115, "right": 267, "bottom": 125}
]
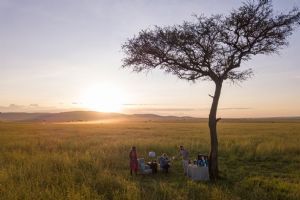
[{"left": 0, "top": 121, "right": 299, "bottom": 199}]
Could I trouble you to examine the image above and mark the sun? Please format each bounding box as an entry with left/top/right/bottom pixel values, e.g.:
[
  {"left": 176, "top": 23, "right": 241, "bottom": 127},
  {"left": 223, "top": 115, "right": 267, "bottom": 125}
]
[{"left": 80, "top": 84, "right": 125, "bottom": 113}]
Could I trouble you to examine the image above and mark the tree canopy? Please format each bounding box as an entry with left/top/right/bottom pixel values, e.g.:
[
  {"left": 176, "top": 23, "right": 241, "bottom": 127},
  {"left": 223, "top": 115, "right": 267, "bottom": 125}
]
[{"left": 122, "top": 0, "right": 300, "bottom": 84}]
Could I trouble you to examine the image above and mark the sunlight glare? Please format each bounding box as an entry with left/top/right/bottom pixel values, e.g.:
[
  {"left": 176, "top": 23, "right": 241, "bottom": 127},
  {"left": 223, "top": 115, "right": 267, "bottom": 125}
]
[{"left": 80, "top": 84, "right": 125, "bottom": 113}]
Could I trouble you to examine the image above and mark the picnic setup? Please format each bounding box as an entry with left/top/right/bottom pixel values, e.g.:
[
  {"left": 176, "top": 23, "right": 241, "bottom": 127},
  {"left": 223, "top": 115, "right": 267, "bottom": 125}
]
[
  {"left": 187, "top": 154, "right": 209, "bottom": 181},
  {"left": 129, "top": 146, "right": 209, "bottom": 181}
]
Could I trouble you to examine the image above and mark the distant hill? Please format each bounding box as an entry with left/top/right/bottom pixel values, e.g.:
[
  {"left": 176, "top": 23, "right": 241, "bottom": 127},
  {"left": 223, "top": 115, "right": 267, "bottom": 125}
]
[
  {"left": 0, "top": 111, "right": 299, "bottom": 123},
  {"left": 0, "top": 111, "right": 199, "bottom": 122},
  {"left": 0, "top": 112, "right": 49, "bottom": 121}
]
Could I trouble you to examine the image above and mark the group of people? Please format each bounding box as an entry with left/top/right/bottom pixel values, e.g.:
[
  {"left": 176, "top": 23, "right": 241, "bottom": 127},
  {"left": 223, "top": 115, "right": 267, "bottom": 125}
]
[{"left": 129, "top": 145, "right": 190, "bottom": 175}]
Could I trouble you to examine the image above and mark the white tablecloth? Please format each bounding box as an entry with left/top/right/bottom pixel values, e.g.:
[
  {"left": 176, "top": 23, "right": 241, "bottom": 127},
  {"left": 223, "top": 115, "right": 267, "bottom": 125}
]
[{"left": 187, "top": 164, "right": 209, "bottom": 181}]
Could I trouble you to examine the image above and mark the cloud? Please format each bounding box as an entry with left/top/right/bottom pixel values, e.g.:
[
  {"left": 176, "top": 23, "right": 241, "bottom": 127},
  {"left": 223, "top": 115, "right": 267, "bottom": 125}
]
[
  {"left": 123, "top": 103, "right": 160, "bottom": 106},
  {"left": 8, "top": 104, "right": 23, "bottom": 108},
  {"left": 219, "top": 107, "right": 251, "bottom": 110},
  {"left": 0, "top": 104, "right": 70, "bottom": 113},
  {"left": 129, "top": 108, "right": 197, "bottom": 112}
]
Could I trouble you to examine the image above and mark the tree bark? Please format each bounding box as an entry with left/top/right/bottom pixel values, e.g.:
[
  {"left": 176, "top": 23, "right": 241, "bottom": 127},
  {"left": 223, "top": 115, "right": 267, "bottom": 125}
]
[{"left": 208, "top": 80, "right": 223, "bottom": 180}]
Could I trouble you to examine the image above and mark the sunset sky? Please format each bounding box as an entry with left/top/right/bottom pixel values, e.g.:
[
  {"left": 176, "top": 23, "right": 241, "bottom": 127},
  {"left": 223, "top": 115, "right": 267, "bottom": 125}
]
[{"left": 0, "top": 0, "right": 299, "bottom": 117}]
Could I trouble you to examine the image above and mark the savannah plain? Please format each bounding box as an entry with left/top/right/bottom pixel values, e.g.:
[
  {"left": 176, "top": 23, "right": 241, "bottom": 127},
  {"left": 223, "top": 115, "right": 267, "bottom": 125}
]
[{"left": 1, "top": 119, "right": 300, "bottom": 200}]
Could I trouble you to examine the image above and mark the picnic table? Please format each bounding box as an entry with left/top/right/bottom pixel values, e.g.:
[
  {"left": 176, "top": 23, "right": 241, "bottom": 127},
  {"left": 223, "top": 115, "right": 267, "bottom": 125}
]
[{"left": 187, "top": 164, "right": 209, "bottom": 181}]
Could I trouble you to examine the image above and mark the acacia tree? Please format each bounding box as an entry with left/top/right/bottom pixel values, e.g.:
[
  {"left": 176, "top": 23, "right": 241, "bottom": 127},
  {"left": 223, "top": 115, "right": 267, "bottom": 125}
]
[{"left": 121, "top": 0, "right": 300, "bottom": 180}]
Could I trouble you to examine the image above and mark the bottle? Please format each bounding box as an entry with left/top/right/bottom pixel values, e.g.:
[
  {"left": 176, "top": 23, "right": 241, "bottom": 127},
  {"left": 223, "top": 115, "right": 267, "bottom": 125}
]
[{"left": 204, "top": 157, "right": 208, "bottom": 167}]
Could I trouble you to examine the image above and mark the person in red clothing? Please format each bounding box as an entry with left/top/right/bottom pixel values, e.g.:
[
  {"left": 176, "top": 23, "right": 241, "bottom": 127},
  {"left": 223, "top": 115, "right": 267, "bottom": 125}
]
[{"left": 129, "top": 146, "right": 138, "bottom": 175}]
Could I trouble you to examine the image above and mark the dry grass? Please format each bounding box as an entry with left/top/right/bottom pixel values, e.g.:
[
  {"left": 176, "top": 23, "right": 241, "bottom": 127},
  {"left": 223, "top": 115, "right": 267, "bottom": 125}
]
[{"left": 0, "top": 120, "right": 299, "bottom": 199}]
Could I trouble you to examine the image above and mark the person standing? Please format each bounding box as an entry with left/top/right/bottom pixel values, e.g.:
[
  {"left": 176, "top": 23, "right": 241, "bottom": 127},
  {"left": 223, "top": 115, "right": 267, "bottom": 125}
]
[
  {"left": 179, "top": 145, "right": 189, "bottom": 175},
  {"left": 129, "top": 146, "right": 138, "bottom": 175}
]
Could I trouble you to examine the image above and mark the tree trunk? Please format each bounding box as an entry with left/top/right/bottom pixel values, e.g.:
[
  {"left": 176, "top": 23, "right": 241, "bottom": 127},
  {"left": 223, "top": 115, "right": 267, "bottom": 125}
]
[{"left": 208, "top": 80, "right": 223, "bottom": 181}]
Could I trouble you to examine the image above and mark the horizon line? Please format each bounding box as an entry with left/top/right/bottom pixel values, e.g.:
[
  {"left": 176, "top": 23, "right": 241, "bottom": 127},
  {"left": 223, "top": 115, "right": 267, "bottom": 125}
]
[{"left": 0, "top": 110, "right": 299, "bottom": 119}]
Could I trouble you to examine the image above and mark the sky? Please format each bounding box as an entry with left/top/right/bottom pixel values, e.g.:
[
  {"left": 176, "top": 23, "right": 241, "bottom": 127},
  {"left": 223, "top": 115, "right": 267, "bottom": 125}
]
[{"left": 0, "top": 0, "right": 300, "bottom": 118}]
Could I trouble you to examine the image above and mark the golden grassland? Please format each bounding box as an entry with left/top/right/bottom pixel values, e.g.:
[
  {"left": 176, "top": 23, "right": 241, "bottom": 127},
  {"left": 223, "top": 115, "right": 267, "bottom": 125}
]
[{"left": 0, "top": 120, "right": 300, "bottom": 200}]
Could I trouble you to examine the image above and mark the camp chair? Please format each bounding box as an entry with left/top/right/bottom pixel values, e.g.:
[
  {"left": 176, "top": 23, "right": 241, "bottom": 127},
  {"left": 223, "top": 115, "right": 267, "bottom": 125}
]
[{"left": 137, "top": 158, "right": 152, "bottom": 174}]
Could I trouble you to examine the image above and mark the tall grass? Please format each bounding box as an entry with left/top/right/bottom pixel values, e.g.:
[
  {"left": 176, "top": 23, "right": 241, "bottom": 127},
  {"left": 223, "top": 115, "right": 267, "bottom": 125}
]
[{"left": 0, "top": 121, "right": 299, "bottom": 199}]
